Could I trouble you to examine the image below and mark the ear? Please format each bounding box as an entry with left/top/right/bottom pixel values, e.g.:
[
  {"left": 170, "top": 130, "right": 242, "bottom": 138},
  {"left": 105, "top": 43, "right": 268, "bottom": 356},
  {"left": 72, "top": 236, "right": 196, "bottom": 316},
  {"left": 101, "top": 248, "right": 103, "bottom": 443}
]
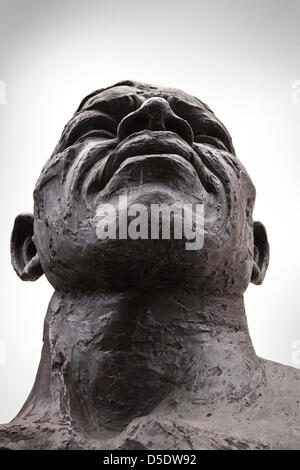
[
  {"left": 11, "top": 213, "right": 43, "bottom": 281},
  {"left": 251, "top": 221, "right": 269, "bottom": 285}
]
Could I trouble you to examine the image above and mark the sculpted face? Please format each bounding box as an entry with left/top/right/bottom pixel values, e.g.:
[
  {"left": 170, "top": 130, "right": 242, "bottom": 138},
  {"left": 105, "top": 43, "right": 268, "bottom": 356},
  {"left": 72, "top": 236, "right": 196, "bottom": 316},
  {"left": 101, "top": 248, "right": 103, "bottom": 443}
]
[{"left": 11, "top": 81, "right": 269, "bottom": 293}]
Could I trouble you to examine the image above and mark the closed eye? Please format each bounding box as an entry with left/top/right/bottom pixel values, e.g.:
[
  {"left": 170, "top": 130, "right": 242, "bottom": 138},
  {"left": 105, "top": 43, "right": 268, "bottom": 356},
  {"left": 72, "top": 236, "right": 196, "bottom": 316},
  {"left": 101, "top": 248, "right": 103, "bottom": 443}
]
[
  {"left": 167, "top": 101, "right": 233, "bottom": 153},
  {"left": 192, "top": 118, "right": 233, "bottom": 152},
  {"left": 194, "top": 135, "right": 228, "bottom": 151},
  {"left": 63, "top": 111, "right": 117, "bottom": 148},
  {"left": 74, "top": 129, "right": 116, "bottom": 144}
]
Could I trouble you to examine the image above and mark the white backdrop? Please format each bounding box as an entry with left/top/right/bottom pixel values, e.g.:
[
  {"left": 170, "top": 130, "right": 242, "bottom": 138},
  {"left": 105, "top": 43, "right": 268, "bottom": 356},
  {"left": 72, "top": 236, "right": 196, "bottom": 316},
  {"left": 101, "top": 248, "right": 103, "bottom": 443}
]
[{"left": 0, "top": 0, "right": 300, "bottom": 424}]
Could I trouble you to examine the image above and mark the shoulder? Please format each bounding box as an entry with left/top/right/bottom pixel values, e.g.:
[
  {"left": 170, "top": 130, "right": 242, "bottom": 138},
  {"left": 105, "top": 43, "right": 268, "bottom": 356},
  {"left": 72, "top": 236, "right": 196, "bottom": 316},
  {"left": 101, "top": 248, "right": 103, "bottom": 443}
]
[{"left": 262, "top": 357, "right": 300, "bottom": 393}]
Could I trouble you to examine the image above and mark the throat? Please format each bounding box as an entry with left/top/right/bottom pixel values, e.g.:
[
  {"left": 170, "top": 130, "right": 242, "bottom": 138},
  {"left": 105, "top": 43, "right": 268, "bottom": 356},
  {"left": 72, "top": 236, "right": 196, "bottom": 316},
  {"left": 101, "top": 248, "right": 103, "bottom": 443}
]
[{"left": 30, "top": 288, "right": 262, "bottom": 434}]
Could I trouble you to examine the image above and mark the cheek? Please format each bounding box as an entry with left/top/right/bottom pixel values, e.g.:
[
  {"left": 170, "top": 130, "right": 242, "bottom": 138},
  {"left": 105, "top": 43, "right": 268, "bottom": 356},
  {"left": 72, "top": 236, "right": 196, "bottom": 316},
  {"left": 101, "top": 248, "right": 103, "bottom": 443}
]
[
  {"left": 212, "top": 206, "right": 254, "bottom": 294},
  {"left": 35, "top": 182, "right": 92, "bottom": 255},
  {"left": 230, "top": 210, "right": 254, "bottom": 292},
  {"left": 34, "top": 212, "right": 104, "bottom": 291},
  {"left": 34, "top": 217, "right": 62, "bottom": 277}
]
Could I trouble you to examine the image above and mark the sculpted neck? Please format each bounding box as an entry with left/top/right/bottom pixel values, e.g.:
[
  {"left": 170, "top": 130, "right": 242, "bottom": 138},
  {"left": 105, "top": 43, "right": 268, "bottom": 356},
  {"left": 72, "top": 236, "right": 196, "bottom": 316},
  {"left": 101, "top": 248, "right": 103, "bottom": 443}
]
[{"left": 21, "top": 288, "right": 263, "bottom": 435}]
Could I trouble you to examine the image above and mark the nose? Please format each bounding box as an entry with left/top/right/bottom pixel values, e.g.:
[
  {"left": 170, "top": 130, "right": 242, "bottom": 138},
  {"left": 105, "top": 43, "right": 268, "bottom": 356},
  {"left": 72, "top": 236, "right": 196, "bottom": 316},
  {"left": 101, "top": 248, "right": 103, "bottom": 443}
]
[{"left": 117, "top": 97, "right": 194, "bottom": 145}]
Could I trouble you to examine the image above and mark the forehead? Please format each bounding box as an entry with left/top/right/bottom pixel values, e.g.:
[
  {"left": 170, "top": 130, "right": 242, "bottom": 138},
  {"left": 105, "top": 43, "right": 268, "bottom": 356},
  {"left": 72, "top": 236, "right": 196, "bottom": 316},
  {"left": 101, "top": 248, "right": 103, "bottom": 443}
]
[{"left": 80, "top": 84, "right": 210, "bottom": 114}]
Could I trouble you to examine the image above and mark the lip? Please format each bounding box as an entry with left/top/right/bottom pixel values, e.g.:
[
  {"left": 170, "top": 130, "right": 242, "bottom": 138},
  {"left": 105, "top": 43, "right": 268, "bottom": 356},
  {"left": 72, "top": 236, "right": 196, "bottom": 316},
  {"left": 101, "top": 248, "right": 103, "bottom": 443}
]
[{"left": 90, "top": 130, "right": 212, "bottom": 193}]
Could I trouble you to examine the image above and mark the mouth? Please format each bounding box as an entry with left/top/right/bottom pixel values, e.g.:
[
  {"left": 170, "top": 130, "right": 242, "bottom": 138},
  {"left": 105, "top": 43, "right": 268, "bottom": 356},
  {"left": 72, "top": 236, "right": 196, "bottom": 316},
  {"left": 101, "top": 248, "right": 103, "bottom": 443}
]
[{"left": 87, "top": 131, "right": 214, "bottom": 194}]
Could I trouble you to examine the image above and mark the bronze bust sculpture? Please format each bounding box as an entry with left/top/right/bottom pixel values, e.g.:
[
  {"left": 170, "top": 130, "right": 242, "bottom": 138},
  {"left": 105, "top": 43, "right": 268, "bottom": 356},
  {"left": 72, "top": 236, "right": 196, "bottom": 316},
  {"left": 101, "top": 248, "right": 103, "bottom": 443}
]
[{"left": 1, "top": 81, "right": 299, "bottom": 450}]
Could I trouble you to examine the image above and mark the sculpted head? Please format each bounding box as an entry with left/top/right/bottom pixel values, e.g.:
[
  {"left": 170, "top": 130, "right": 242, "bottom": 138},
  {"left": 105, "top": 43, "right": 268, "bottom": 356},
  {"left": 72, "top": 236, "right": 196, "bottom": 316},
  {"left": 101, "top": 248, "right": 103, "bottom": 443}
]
[{"left": 11, "top": 80, "right": 269, "bottom": 295}]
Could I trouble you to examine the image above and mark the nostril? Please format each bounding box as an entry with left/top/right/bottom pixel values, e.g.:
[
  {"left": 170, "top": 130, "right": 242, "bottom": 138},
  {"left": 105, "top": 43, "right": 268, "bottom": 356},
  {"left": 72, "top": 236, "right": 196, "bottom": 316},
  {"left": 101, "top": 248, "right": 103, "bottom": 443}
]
[
  {"left": 117, "top": 112, "right": 149, "bottom": 141},
  {"left": 117, "top": 97, "right": 194, "bottom": 146},
  {"left": 165, "top": 117, "right": 194, "bottom": 146}
]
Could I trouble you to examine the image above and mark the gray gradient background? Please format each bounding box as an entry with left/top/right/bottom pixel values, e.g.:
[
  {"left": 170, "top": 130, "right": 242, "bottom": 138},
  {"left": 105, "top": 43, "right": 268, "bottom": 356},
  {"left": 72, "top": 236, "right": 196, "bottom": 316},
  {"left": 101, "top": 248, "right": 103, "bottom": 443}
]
[{"left": 0, "top": 0, "right": 300, "bottom": 424}]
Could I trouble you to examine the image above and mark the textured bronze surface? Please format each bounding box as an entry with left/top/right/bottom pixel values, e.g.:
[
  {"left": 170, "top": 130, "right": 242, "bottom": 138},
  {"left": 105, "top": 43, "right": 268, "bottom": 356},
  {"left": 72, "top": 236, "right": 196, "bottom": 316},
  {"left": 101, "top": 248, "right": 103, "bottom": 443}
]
[{"left": 1, "top": 81, "right": 299, "bottom": 450}]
